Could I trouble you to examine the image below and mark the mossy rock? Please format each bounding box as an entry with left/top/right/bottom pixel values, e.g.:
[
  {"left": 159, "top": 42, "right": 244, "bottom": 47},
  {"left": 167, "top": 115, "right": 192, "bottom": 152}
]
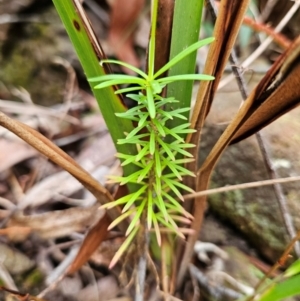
[{"left": 0, "top": 6, "right": 75, "bottom": 106}]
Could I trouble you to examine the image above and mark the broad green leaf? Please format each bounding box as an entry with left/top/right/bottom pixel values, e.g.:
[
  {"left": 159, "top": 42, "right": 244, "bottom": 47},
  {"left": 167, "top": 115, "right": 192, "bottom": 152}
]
[{"left": 259, "top": 274, "right": 300, "bottom": 301}]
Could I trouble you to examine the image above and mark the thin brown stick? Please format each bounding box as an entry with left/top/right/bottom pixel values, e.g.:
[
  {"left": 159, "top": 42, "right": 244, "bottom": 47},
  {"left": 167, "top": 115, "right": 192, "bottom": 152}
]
[{"left": 183, "top": 175, "right": 300, "bottom": 200}]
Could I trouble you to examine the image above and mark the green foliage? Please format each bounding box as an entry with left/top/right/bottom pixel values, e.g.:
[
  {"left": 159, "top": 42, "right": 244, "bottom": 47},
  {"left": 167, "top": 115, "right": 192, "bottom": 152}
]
[
  {"left": 258, "top": 273, "right": 300, "bottom": 301},
  {"left": 51, "top": 0, "right": 139, "bottom": 190},
  {"left": 89, "top": 0, "right": 214, "bottom": 265}
]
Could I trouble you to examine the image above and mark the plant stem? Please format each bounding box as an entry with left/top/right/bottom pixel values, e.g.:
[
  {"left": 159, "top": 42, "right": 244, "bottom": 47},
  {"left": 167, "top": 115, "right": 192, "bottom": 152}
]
[
  {"left": 135, "top": 213, "right": 149, "bottom": 301},
  {"left": 148, "top": 0, "right": 159, "bottom": 79}
]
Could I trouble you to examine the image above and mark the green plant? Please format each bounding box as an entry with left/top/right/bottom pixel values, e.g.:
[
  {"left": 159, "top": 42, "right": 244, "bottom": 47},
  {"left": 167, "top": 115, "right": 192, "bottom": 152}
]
[{"left": 89, "top": 0, "right": 214, "bottom": 266}]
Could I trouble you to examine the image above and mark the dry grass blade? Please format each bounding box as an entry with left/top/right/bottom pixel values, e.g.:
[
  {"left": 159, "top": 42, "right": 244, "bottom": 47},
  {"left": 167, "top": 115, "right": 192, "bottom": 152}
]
[
  {"left": 67, "top": 213, "right": 111, "bottom": 274},
  {"left": 188, "top": 0, "right": 251, "bottom": 149},
  {"left": 0, "top": 111, "right": 127, "bottom": 232},
  {"left": 178, "top": 0, "right": 250, "bottom": 286},
  {"left": 154, "top": 0, "right": 174, "bottom": 75},
  {"left": 231, "top": 36, "right": 300, "bottom": 144}
]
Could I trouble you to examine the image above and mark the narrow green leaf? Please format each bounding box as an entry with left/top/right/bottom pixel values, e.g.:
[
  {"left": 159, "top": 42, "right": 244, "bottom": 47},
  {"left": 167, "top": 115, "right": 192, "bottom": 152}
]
[
  {"left": 108, "top": 208, "right": 137, "bottom": 230},
  {"left": 165, "top": 160, "right": 183, "bottom": 180},
  {"left": 135, "top": 144, "right": 150, "bottom": 162},
  {"left": 137, "top": 160, "right": 154, "bottom": 183},
  {"left": 155, "top": 151, "right": 162, "bottom": 177},
  {"left": 115, "top": 86, "right": 143, "bottom": 94},
  {"left": 147, "top": 189, "right": 153, "bottom": 230},
  {"left": 161, "top": 190, "right": 193, "bottom": 219},
  {"left": 146, "top": 86, "right": 156, "bottom": 119},
  {"left": 153, "top": 192, "right": 169, "bottom": 223},
  {"left": 164, "top": 128, "right": 185, "bottom": 142},
  {"left": 157, "top": 74, "right": 214, "bottom": 85},
  {"left": 157, "top": 137, "right": 175, "bottom": 160},
  {"left": 152, "top": 118, "right": 166, "bottom": 137},
  {"left": 156, "top": 215, "right": 184, "bottom": 239},
  {"left": 163, "top": 177, "right": 183, "bottom": 200},
  {"left": 125, "top": 198, "right": 147, "bottom": 236},
  {"left": 154, "top": 37, "right": 214, "bottom": 79},
  {"left": 168, "top": 143, "right": 194, "bottom": 157},
  {"left": 155, "top": 175, "right": 162, "bottom": 195},
  {"left": 122, "top": 185, "right": 148, "bottom": 212},
  {"left": 157, "top": 109, "right": 174, "bottom": 121},
  {"left": 109, "top": 226, "right": 139, "bottom": 268},
  {"left": 94, "top": 79, "right": 144, "bottom": 90},
  {"left": 89, "top": 73, "right": 145, "bottom": 83},
  {"left": 152, "top": 213, "right": 161, "bottom": 246},
  {"left": 122, "top": 133, "right": 150, "bottom": 142},
  {"left": 165, "top": 177, "right": 195, "bottom": 193},
  {"left": 138, "top": 112, "right": 149, "bottom": 127},
  {"left": 119, "top": 169, "right": 144, "bottom": 185},
  {"left": 100, "top": 59, "right": 148, "bottom": 79}
]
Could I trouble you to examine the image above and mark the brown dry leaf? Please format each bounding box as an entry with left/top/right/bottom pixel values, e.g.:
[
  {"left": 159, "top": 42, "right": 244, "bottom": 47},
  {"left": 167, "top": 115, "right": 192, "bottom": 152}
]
[
  {"left": 107, "top": 0, "right": 145, "bottom": 74},
  {"left": 231, "top": 36, "right": 300, "bottom": 144},
  {"left": 67, "top": 213, "right": 110, "bottom": 274},
  {"left": 8, "top": 205, "right": 104, "bottom": 239},
  {"left": 0, "top": 139, "right": 37, "bottom": 173},
  {"left": 0, "top": 111, "right": 128, "bottom": 233},
  {"left": 0, "top": 227, "right": 32, "bottom": 242},
  {"left": 20, "top": 132, "right": 116, "bottom": 209},
  {"left": 154, "top": 0, "right": 174, "bottom": 75}
]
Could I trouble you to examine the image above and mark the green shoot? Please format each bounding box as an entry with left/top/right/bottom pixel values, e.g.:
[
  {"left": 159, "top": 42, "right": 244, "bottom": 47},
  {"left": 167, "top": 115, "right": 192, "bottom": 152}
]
[{"left": 89, "top": 0, "right": 214, "bottom": 266}]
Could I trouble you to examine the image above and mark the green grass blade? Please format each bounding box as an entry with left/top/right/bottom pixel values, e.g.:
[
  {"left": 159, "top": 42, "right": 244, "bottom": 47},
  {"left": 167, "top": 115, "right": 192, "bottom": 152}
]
[
  {"left": 165, "top": 0, "right": 205, "bottom": 135},
  {"left": 51, "top": 0, "right": 140, "bottom": 191}
]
